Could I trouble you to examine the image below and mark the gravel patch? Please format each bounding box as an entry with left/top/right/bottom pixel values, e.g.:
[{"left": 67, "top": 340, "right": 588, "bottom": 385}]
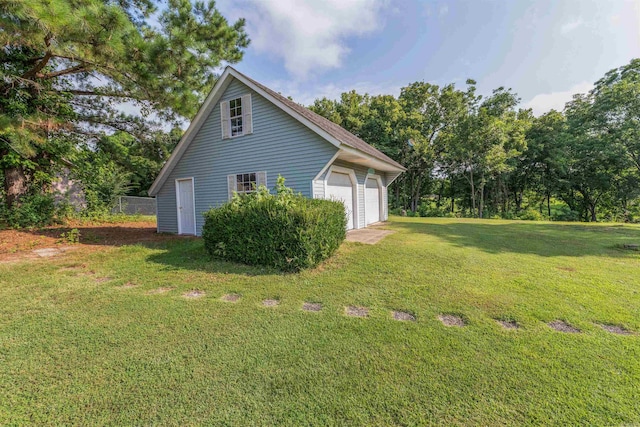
[
  {"left": 497, "top": 319, "right": 519, "bottom": 329},
  {"left": 393, "top": 311, "right": 416, "bottom": 321},
  {"left": 221, "top": 293, "right": 241, "bottom": 302},
  {"left": 147, "top": 287, "right": 175, "bottom": 295},
  {"left": 548, "top": 320, "right": 580, "bottom": 333},
  {"left": 438, "top": 314, "right": 466, "bottom": 327},
  {"left": 262, "top": 299, "right": 279, "bottom": 307},
  {"left": 302, "top": 302, "right": 322, "bottom": 312},
  {"left": 345, "top": 306, "right": 369, "bottom": 318},
  {"left": 183, "top": 290, "right": 205, "bottom": 299},
  {"left": 598, "top": 323, "right": 633, "bottom": 335}
]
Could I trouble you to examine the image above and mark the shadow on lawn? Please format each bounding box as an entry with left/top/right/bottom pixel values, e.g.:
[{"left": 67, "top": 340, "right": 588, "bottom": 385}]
[
  {"left": 394, "top": 220, "right": 640, "bottom": 258},
  {"left": 144, "top": 238, "right": 281, "bottom": 277}
]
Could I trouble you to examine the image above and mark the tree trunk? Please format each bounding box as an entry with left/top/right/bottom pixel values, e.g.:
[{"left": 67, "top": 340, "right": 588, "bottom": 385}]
[
  {"left": 469, "top": 169, "right": 476, "bottom": 218},
  {"left": 3, "top": 165, "right": 28, "bottom": 209},
  {"left": 547, "top": 193, "right": 551, "bottom": 218},
  {"left": 589, "top": 204, "right": 597, "bottom": 222}
]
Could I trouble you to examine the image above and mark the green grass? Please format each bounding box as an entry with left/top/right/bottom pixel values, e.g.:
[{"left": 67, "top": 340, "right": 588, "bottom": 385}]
[{"left": 1, "top": 217, "right": 639, "bottom": 425}]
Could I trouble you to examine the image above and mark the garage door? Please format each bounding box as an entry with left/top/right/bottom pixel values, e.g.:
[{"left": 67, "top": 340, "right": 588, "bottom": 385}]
[
  {"left": 365, "top": 178, "right": 380, "bottom": 225},
  {"left": 327, "top": 171, "right": 355, "bottom": 229}
]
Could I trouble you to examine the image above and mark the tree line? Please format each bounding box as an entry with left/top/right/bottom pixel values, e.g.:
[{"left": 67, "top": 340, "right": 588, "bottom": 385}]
[{"left": 309, "top": 58, "right": 640, "bottom": 222}]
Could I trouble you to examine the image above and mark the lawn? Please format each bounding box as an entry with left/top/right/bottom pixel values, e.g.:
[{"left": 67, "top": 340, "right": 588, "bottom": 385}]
[{"left": 1, "top": 217, "right": 639, "bottom": 425}]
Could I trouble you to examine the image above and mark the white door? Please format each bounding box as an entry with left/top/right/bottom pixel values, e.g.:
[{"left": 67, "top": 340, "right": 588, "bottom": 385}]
[
  {"left": 176, "top": 178, "right": 196, "bottom": 235},
  {"left": 365, "top": 178, "right": 381, "bottom": 225},
  {"left": 326, "top": 172, "right": 355, "bottom": 229}
]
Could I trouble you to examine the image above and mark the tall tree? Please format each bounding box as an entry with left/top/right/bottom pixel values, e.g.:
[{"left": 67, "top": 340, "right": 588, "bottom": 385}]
[{"left": 0, "top": 0, "right": 249, "bottom": 208}]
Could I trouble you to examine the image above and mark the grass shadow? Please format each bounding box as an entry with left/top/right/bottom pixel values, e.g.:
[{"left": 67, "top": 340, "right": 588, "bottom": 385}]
[
  {"left": 393, "top": 219, "right": 640, "bottom": 258},
  {"left": 142, "top": 238, "right": 285, "bottom": 277}
]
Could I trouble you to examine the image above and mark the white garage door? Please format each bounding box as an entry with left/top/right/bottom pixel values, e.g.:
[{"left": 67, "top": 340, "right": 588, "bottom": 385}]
[
  {"left": 327, "top": 171, "right": 355, "bottom": 229},
  {"left": 365, "top": 178, "right": 381, "bottom": 225}
]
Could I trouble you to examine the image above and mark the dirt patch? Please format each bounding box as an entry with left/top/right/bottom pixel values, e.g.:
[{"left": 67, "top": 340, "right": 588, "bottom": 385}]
[
  {"left": 598, "top": 323, "right": 633, "bottom": 335},
  {"left": 345, "top": 306, "right": 369, "bottom": 318},
  {"left": 302, "top": 302, "right": 322, "bottom": 312},
  {"left": 95, "top": 277, "right": 112, "bottom": 283},
  {"left": 221, "top": 293, "right": 241, "bottom": 302},
  {"left": 556, "top": 266, "right": 576, "bottom": 272},
  {"left": 497, "top": 319, "right": 519, "bottom": 329},
  {"left": 548, "top": 320, "right": 580, "bottom": 333},
  {"left": 118, "top": 282, "right": 138, "bottom": 289},
  {"left": 392, "top": 311, "right": 416, "bottom": 321},
  {"left": 439, "top": 314, "right": 466, "bottom": 327},
  {"left": 183, "top": 290, "right": 205, "bottom": 299},
  {"left": 147, "top": 287, "right": 175, "bottom": 295},
  {"left": 262, "top": 299, "right": 279, "bottom": 307},
  {"left": 0, "top": 220, "right": 185, "bottom": 262}
]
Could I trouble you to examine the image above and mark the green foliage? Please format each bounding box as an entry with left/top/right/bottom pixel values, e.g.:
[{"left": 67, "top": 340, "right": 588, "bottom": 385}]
[
  {"left": 4, "top": 193, "right": 56, "bottom": 228},
  {"left": 517, "top": 208, "right": 544, "bottom": 221},
  {"left": 1, "top": 0, "right": 248, "bottom": 210},
  {"left": 202, "top": 177, "right": 346, "bottom": 271},
  {"left": 58, "top": 228, "right": 80, "bottom": 244}
]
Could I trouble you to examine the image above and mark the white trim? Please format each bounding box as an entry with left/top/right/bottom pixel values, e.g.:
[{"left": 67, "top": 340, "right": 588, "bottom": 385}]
[
  {"left": 324, "top": 165, "right": 359, "bottom": 229},
  {"left": 149, "top": 67, "right": 404, "bottom": 195},
  {"left": 313, "top": 150, "right": 341, "bottom": 181},
  {"left": 364, "top": 173, "right": 384, "bottom": 226},
  {"left": 175, "top": 177, "right": 196, "bottom": 235},
  {"left": 149, "top": 69, "right": 234, "bottom": 196}
]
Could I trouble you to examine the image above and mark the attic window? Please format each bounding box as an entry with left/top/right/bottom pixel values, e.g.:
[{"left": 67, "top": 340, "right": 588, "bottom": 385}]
[{"left": 229, "top": 97, "right": 243, "bottom": 136}]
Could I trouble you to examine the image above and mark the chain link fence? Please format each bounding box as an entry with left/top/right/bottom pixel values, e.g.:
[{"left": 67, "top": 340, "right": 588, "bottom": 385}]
[{"left": 112, "top": 196, "right": 156, "bottom": 215}]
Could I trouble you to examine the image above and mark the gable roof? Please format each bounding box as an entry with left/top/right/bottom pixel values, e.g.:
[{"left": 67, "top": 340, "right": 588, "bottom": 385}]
[{"left": 149, "top": 67, "right": 405, "bottom": 196}]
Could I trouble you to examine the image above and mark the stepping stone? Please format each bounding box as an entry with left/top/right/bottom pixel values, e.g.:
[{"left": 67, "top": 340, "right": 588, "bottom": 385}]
[
  {"left": 147, "top": 287, "right": 175, "bottom": 295},
  {"left": 302, "top": 302, "right": 322, "bottom": 312},
  {"left": 119, "top": 282, "right": 137, "bottom": 289},
  {"left": 33, "top": 248, "right": 61, "bottom": 257},
  {"left": 497, "top": 319, "right": 519, "bottom": 329},
  {"left": 221, "top": 293, "right": 241, "bottom": 302},
  {"left": 598, "top": 323, "right": 632, "bottom": 335},
  {"left": 393, "top": 311, "right": 416, "bottom": 321},
  {"left": 183, "top": 290, "right": 205, "bottom": 299},
  {"left": 345, "top": 306, "right": 369, "bottom": 318},
  {"left": 262, "top": 299, "right": 279, "bottom": 307},
  {"left": 548, "top": 320, "right": 580, "bottom": 333},
  {"left": 438, "top": 314, "right": 465, "bottom": 327}
]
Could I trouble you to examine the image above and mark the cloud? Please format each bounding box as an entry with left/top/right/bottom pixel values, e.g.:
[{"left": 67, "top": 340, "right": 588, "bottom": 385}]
[
  {"left": 265, "top": 79, "right": 403, "bottom": 106},
  {"left": 524, "top": 81, "right": 593, "bottom": 116},
  {"left": 560, "top": 18, "right": 584, "bottom": 34},
  {"left": 224, "top": 0, "right": 386, "bottom": 80}
]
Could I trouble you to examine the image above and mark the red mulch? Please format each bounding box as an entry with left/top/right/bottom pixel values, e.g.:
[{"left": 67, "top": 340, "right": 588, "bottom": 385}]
[{"left": 0, "top": 220, "right": 186, "bottom": 262}]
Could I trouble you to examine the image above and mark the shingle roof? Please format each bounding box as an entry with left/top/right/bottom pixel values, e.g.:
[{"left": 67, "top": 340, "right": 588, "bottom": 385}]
[{"left": 234, "top": 68, "right": 406, "bottom": 170}]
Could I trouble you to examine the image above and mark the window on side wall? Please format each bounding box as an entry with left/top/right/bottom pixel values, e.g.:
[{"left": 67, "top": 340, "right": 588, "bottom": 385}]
[
  {"left": 236, "top": 172, "right": 256, "bottom": 193},
  {"left": 229, "top": 97, "right": 243, "bottom": 136}
]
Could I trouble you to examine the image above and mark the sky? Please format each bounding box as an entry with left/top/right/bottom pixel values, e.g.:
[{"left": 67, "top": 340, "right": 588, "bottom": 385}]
[{"left": 214, "top": 0, "right": 640, "bottom": 116}]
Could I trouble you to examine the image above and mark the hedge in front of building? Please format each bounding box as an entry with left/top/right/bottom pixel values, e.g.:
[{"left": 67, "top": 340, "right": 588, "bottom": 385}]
[{"left": 202, "top": 177, "right": 347, "bottom": 271}]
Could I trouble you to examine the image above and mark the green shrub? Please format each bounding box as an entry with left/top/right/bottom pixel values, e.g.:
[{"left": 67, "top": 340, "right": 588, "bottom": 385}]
[
  {"left": 517, "top": 208, "right": 545, "bottom": 221},
  {"left": 6, "top": 193, "right": 57, "bottom": 228},
  {"left": 202, "top": 177, "right": 347, "bottom": 271}
]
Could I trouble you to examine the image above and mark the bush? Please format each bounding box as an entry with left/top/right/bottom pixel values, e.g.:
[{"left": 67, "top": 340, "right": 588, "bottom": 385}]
[
  {"left": 6, "top": 193, "right": 57, "bottom": 228},
  {"left": 517, "top": 208, "right": 544, "bottom": 221},
  {"left": 202, "top": 177, "right": 347, "bottom": 271}
]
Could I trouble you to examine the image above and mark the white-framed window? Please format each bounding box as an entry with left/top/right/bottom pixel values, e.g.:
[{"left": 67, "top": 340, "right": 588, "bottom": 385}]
[
  {"left": 236, "top": 172, "right": 256, "bottom": 193},
  {"left": 229, "top": 97, "right": 243, "bottom": 136},
  {"left": 227, "top": 171, "right": 267, "bottom": 200},
  {"left": 221, "top": 94, "right": 252, "bottom": 139}
]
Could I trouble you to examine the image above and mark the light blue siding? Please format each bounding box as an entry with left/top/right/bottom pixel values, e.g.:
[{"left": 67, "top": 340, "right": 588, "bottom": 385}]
[{"left": 156, "top": 78, "right": 338, "bottom": 235}]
